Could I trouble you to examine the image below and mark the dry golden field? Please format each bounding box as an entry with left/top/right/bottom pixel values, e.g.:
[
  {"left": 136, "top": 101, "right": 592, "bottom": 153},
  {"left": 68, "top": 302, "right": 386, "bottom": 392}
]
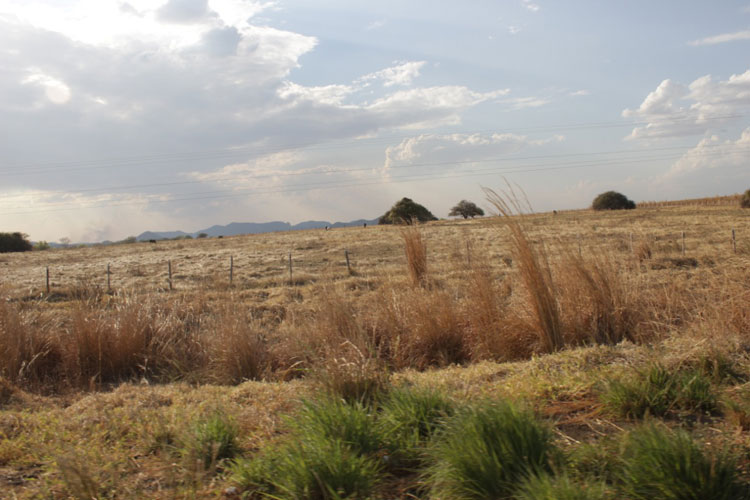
[{"left": 1, "top": 200, "right": 750, "bottom": 498}]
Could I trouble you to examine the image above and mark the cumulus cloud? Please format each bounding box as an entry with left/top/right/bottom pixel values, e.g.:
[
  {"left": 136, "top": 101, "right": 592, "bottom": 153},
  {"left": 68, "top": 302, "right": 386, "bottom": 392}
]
[
  {"left": 688, "top": 29, "right": 750, "bottom": 46},
  {"left": 522, "top": 1, "right": 540, "bottom": 12},
  {"left": 622, "top": 70, "right": 750, "bottom": 139},
  {"left": 156, "top": 0, "right": 213, "bottom": 24},
  {"left": 0, "top": 2, "right": 527, "bottom": 240},
  {"left": 662, "top": 128, "right": 750, "bottom": 179}
]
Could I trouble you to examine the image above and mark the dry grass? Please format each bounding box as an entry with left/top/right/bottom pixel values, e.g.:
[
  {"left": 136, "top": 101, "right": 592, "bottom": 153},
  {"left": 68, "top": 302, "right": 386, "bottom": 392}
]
[
  {"left": 485, "top": 186, "right": 563, "bottom": 352},
  {"left": 401, "top": 224, "right": 428, "bottom": 286}
]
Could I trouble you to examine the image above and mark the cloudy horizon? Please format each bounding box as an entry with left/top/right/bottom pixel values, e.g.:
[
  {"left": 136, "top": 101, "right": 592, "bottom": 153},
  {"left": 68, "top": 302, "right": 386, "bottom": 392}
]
[{"left": 1, "top": 0, "right": 749, "bottom": 243}]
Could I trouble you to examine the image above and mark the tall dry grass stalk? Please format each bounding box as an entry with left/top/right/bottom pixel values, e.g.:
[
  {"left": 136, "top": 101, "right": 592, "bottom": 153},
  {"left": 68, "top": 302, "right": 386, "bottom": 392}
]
[
  {"left": 559, "top": 250, "right": 638, "bottom": 345},
  {"left": 484, "top": 186, "right": 563, "bottom": 352},
  {"left": 401, "top": 224, "right": 428, "bottom": 286},
  {"left": 205, "top": 303, "right": 269, "bottom": 384}
]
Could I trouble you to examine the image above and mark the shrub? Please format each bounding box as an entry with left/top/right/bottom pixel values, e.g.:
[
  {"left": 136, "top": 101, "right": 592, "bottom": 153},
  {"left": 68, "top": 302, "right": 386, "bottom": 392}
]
[
  {"left": 592, "top": 191, "right": 636, "bottom": 210},
  {"left": 197, "top": 232, "right": 208, "bottom": 238},
  {"left": 34, "top": 240, "right": 51, "bottom": 251},
  {"left": 618, "top": 424, "right": 746, "bottom": 500},
  {"left": 379, "top": 197, "right": 438, "bottom": 225},
  {"left": 741, "top": 189, "right": 750, "bottom": 208},
  {"left": 426, "top": 400, "right": 557, "bottom": 499},
  {"left": 0, "top": 232, "right": 32, "bottom": 253},
  {"left": 603, "top": 364, "right": 717, "bottom": 419}
]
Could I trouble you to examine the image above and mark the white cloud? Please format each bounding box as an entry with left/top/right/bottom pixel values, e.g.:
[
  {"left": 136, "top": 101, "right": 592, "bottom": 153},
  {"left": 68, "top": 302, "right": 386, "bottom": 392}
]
[
  {"left": 22, "top": 71, "right": 72, "bottom": 104},
  {"left": 622, "top": 70, "right": 750, "bottom": 139},
  {"left": 662, "top": 128, "right": 750, "bottom": 179},
  {"left": 508, "top": 25, "right": 522, "bottom": 35},
  {"left": 505, "top": 96, "right": 550, "bottom": 109},
  {"left": 522, "top": 0, "right": 540, "bottom": 12},
  {"left": 365, "top": 19, "right": 385, "bottom": 30},
  {"left": 359, "top": 61, "right": 426, "bottom": 87},
  {"left": 382, "top": 132, "right": 564, "bottom": 174},
  {"left": 278, "top": 82, "right": 355, "bottom": 106},
  {"left": 569, "top": 89, "right": 590, "bottom": 96},
  {"left": 689, "top": 29, "right": 750, "bottom": 46}
]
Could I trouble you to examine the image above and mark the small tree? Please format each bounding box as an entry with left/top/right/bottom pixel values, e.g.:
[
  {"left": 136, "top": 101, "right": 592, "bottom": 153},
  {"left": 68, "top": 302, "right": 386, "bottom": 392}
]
[
  {"left": 0, "top": 232, "right": 33, "bottom": 253},
  {"left": 592, "top": 191, "right": 636, "bottom": 210},
  {"left": 379, "top": 198, "right": 438, "bottom": 225},
  {"left": 449, "top": 200, "right": 485, "bottom": 219},
  {"left": 741, "top": 189, "right": 750, "bottom": 208}
]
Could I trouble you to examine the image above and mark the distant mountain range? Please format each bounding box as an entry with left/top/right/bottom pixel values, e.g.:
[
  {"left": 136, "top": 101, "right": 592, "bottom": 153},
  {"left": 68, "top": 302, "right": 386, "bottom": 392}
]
[{"left": 136, "top": 218, "right": 379, "bottom": 241}]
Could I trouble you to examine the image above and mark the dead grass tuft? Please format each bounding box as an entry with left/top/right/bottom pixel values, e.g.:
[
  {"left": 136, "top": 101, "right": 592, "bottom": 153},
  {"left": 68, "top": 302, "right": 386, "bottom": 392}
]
[
  {"left": 401, "top": 224, "right": 428, "bottom": 286},
  {"left": 484, "top": 186, "right": 563, "bottom": 352}
]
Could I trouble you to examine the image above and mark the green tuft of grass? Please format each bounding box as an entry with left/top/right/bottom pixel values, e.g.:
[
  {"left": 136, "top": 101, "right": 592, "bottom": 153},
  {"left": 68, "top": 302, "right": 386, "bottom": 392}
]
[
  {"left": 603, "top": 364, "right": 717, "bottom": 418},
  {"left": 232, "top": 438, "right": 383, "bottom": 500},
  {"left": 291, "top": 397, "right": 387, "bottom": 457},
  {"left": 426, "top": 399, "right": 557, "bottom": 500},
  {"left": 618, "top": 424, "right": 747, "bottom": 500},
  {"left": 378, "top": 386, "right": 456, "bottom": 469},
  {"left": 187, "top": 411, "right": 240, "bottom": 470},
  {"left": 516, "top": 473, "right": 611, "bottom": 500}
]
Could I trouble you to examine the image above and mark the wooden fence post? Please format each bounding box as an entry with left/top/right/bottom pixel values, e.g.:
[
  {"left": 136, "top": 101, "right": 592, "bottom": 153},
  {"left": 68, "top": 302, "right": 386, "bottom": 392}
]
[
  {"left": 288, "top": 252, "right": 293, "bottom": 284},
  {"left": 230, "top": 255, "right": 234, "bottom": 285},
  {"left": 168, "top": 260, "right": 173, "bottom": 290},
  {"left": 732, "top": 229, "right": 737, "bottom": 254},
  {"left": 629, "top": 233, "right": 633, "bottom": 253},
  {"left": 681, "top": 231, "right": 685, "bottom": 255},
  {"left": 107, "top": 263, "right": 111, "bottom": 291},
  {"left": 46, "top": 266, "right": 50, "bottom": 294},
  {"left": 345, "top": 249, "right": 351, "bottom": 273}
]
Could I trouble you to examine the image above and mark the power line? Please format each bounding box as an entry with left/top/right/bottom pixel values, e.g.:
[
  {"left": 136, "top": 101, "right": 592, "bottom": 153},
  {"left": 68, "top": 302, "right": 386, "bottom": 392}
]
[
  {"left": 3, "top": 141, "right": 748, "bottom": 202},
  {"left": 1, "top": 113, "right": 743, "bottom": 176},
  {"left": 2, "top": 146, "right": 747, "bottom": 215}
]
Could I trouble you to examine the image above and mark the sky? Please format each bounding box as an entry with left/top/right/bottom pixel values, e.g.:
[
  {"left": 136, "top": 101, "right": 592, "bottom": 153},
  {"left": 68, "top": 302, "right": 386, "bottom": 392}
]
[{"left": 1, "top": 0, "right": 749, "bottom": 242}]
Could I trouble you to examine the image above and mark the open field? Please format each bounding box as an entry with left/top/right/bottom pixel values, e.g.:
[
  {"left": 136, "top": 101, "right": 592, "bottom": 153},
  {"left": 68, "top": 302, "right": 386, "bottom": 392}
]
[{"left": 2, "top": 201, "right": 750, "bottom": 498}]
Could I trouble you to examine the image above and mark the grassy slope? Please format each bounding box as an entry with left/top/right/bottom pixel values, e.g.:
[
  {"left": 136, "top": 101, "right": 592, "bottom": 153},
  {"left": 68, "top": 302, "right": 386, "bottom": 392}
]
[{"left": 1, "top": 202, "right": 750, "bottom": 498}]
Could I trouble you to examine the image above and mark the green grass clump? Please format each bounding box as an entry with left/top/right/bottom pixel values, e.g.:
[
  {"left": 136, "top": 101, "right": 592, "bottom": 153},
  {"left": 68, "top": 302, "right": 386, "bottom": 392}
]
[
  {"left": 516, "top": 473, "right": 611, "bottom": 500},
  {"left": 567, "top": 439, "right": 621, "bottom": 484},
  {"left": 618, "top": 424, "right": 747, "bottom": 500},
  {"left": 291, "top": 397, "right": 386, "bottom": 456},
  {"left": 426, "top": 400, "right": 557, "bottom": 499},
  {"left": 231, "top": 438, "right": 383, "bottom": 499},
  {"left": 378, "top": 386, "right": 455, "bottom": 468},
  {"left": 603, "top": 364, "right": 717, "bottom": 418},
  {"left": 187, "top": 411, "right": 239, "bottom": 469}
]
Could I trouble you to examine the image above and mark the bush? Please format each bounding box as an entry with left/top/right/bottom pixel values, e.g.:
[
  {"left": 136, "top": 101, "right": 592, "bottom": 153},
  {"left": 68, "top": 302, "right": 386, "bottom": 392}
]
[
  {"left": 592, "top": 191, "right": 636, "bottom": 210},
  {"left": 741, "top": 189, "right": 750, "bottom": 208},
  {"left": 379, "top": 197, "right": 438, "bottom": 225},
  {"left": 618, "top": 424, "right": 746, "bottom": 500},
  {"left": 426, "top": 400, "right": 557, "bottom": 499},
  {"left": 34, "top": 240, "right": 51, "bottom": 251},
  {"left": 0, "top": 232, "right": 32, "bottom": 253}
]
